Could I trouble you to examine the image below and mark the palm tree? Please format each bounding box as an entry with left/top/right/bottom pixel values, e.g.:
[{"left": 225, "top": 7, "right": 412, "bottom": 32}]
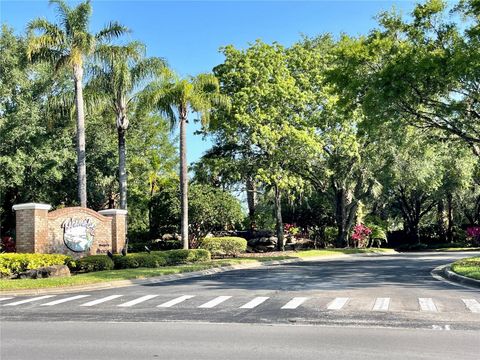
[
  {"left": 88, "top": 41, "right": 168, "bottom": 210},
  {"left": 141, "top": 74, "right": 229, "bottom": 249},
  {"left": 26, "top": 0, "right": 128, "bottom": 207}
]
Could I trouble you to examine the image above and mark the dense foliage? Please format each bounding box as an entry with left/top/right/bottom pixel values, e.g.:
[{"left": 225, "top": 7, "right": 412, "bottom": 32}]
[{"left": 199, "top": 237, "right": 247, "bottom": 257}]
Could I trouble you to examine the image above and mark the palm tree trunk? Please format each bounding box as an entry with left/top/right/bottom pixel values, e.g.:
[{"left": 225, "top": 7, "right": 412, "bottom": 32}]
[
  {"left": 73, "top": 64, "right": 87, "bottom": 207},
  {"left": 179, "top": 114, "right": 189, "bottom": 249},
  {"left": 118, "top": 127, "right": 127, "bottom": 210}
]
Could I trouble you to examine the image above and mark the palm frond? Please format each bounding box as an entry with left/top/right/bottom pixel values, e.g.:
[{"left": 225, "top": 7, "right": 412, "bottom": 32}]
[
  {"left": 49, "top": 0, "right": 71, "bottom": 34},
  {"left": 131, "top": 56, "right": 168, "bottom": 85},
  {"left": 96, "top": 21, "right": 130, "bottom": 42},
  {"left": 70, "top": 0, "right": 92, "bottom": 33}
]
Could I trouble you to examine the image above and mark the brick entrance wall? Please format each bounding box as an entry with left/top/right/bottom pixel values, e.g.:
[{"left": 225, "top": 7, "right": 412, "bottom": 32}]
[{"left": 12, "top": 203, "right": 127, "bottom": 257}]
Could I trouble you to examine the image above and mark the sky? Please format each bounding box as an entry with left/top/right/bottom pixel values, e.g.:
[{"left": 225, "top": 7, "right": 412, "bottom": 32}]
[{"left": 1, "top": 0, "right": 418, "bottom": 164}]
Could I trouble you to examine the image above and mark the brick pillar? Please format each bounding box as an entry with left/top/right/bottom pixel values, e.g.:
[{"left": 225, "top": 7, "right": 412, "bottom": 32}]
[
  {"left": 12, "top": 203, "right": 52, "bottom": 253},
  {"left": 98, "top": 209, "right": 127, "bottom": 254}
]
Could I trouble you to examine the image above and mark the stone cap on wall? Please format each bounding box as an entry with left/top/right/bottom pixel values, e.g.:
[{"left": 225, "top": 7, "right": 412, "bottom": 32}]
[
  {"left": 98, "top": 209, "right": 128, "bottom": 216},
  {"left": 12, "top": 203, "right": 52, "bottom": 211}
]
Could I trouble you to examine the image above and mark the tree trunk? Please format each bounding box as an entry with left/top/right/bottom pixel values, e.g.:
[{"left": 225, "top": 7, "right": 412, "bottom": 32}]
[
  {"left": 118, "top": 127, "right": 127, "bottom": 210},
  {"left": 437, "top": 199, "right": 447, "bottom": 242},
  {"left": 335, "top": 188, "right": 348, "bottom": 247},
  {"left": 179, "top": 113, "right": 189, "bottom": 249},
  {"left": 73, "top": 64, "right": 87, "bottom": 207},
  {"left": 274, "top": 184, "right": 284, "bottom": 251},
  {"left": 246, "top": 177, "right": 257, "bottom": 231},
  {"left": 447, "top": 194, "right": 453, "bottom": 243}
]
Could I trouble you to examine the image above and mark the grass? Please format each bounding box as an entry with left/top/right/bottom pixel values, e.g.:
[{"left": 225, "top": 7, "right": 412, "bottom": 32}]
[
  {"left": 0, "top": 248, "right": 395, "bottom": 291},
  {"left": 451, "top": 256, "right": 480, "bottom": 280}
]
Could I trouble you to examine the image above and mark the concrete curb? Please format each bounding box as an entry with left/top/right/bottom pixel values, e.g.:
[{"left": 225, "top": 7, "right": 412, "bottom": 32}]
[
  {"left": 431, "top": 264, "right": 480, "bottom": 289},
  {"left": 0, "top": 251, "right": 396, "bottom": 296}
]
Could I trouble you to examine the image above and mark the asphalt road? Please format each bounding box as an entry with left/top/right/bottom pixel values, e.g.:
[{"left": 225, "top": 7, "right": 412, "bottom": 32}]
[
  {"left": 1, "top": 251, "right": 479, "bottom": 330},
  {"left": 1, "top": 321, "right": 479, "bottom": 360}
]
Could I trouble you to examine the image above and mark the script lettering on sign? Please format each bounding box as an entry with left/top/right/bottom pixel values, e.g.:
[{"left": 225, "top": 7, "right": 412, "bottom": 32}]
[{"left": 61, "top": 218, "right": 96, "bottom": 252}]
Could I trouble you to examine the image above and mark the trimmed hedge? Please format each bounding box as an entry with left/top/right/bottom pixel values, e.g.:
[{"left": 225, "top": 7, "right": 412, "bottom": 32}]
[
  {"left": 0, "top": 253, "right": 72, "bottom": 278},
  {"left": 73, "top": 255, "right": 114, "bottom": 273},
  {"left": 113, "top": 249, "right": 211, "bottom": 270},
  {"left": 113, "top": 253, "right": 167, "bottom": 269},
  {"left": 153, "top": 249, "right": 211, "bottom": 265},
  {"left": 199, "top": 237, "right": 247, "bottom": 257}
]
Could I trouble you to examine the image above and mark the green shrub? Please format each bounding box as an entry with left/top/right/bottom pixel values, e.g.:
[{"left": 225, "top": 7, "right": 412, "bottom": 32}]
[
  {"left": 199, "top": 237, "right": 247, "bottom": 258},
  {"left": 323, "top": 227, "right": 338, "bottom": 246},
  {"left": 73, "top": 255, "right": 114, "bottom": 273},
  {"left": 0, "top": 253, "right": 72, "bottom": 278},
  {"left": 113, "top": 253, "right": 167, "bottom": 269},
  {"left": 152, "top": 249, "right": 211, "bottom": 265}
]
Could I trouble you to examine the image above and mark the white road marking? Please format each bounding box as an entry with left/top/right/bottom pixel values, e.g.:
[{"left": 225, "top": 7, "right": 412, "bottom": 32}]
[
  {"left": 419, "top": 298, "right": 438, "bottom": 312},
  {"left": 198, "top": 296, "right": 232, "bottom": 308},
  {"left": 327, "top": 297, "right": 349, "bottom": 310},
  {"left": 3, "top": 295, "right": 56, "bottom": 306},
  {"left": 41, "top": 295, "right": 90, "bottom": 306},
  {"left": 81, "top": 295, "right": 123, "bottom": 307},
  {"left": 462, "top": 299, "right": 480, "bottom": 313},
  {"left": 157, "top": 295, "right": 195, "bottom": 308},
  {"left": 372, "top": 297, "right": 390, "bottom": 311},
  {"left": 281, "top": 297, "right": 309, "bottom": 309},
  {"left": 240, "top": 297, "right": 269, "bottom": 309},
  {"left": 0, "top": 297, "right": 14, "bottom": 302},
  {"left": 118, "top": 295, "right": 159, "bottom": 307}
]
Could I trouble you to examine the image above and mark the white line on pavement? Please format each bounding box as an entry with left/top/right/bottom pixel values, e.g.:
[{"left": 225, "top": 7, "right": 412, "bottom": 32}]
[
  {"left": 198, "top": 296, "right": 232, "bottom": 308},
  {"left": 0, "top": 297, "right": 14, "bottom": 302},
  {"left": 240, "top": 297, "right": 270, "bottom": 309},
  {"left": 419, "top": 298, "right": 438, "bottom": 312},
  {"left": 157, "top": 295, "right": 195, "bottom": 308},
  {"left": 462, "top": 299, "right": 480, "bottom": 313},
  {"left": 3, "top": 295, "right": 56, "bottom": 306},
  {"left": 118, "top": 295, "right": 159, "bottom": 307},
  {"left": 327, "top": 297, "right": 350, "bottom": 310},
  {"left": 281, "top": 297, "right": 309, "bottom": 309},
  {"left": 41, "top": 295, "right": 90, "bottom": 306},
  {"left": 372, "top": 297, "right": 390, "bottom": 311},
  {"left": 80, "top": 295, "right": 123, "bottom": 307}
]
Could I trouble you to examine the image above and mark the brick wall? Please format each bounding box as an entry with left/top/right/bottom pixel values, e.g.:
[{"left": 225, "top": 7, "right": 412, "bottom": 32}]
[
  {"left": 13, "top": 204, "right": 127, "bottom": 258},
  {"left": 48, "top": 207, "right": 113, "bottom": 258}
]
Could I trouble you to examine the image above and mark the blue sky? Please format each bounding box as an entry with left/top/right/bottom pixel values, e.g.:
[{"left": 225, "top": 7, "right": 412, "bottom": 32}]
[{"left": 1, "top": 0, "right": 417, "bottom": 164}]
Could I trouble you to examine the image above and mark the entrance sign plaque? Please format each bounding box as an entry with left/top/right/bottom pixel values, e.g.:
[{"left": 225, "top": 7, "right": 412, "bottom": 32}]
[{"left": 62, "top": 218, "right": 96, "bottom": 252}]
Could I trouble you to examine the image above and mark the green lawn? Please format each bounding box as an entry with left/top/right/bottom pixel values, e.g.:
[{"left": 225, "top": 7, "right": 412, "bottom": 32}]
[
  {"left": 451, "top": 256, "right": 480, "bottom": 280},
  {"left": 0, "top": 248, "right": 395, "bottom": 291}
]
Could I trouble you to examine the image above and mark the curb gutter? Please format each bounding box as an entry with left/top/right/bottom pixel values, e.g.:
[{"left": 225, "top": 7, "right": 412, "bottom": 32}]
[
  {"left": 0, "top": 251, "right": 395, "bottom": 296},
  {"left": 431, "top": 264, "right": 480, "bottom": 289}
]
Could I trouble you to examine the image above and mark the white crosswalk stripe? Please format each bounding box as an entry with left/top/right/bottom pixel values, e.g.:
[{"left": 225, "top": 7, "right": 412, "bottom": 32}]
[
  {"left": 158, "top": 295, "right": 195, "bottom": 308},
  {"left": 462, "top": 299, "right": 480, "bottom": 313},
  {"left": 240, "top": 297, "right": 269, "bottom": 309},
  {"left": 41, "top": 295, "right": 90, "bottom": 306},
  {"left": 372, "top": 297, "right": 390, "bottom": 311},
  {"left": 198, "top": 296, "right": 232, "bottom": 308},
  {"left": 281, "top": 297, "right": 309, "bottom": 309},
  {"left": 118, "top": 295, "right": 159, "bottom": 307},
  {"left": 419, "top": 298, "right": 438, "bottom": 312},
  {"left": 0, "top": 297, "right": 14, "bottom": 302},
  {"left": 3, "top": 295, "right": 56, "bottom": 306},
  {"left": 80, "top": 295, "right": 123, "bottom": 307},
  {"left": 327, "top": 297, "right": 349, "bottom": 310}
]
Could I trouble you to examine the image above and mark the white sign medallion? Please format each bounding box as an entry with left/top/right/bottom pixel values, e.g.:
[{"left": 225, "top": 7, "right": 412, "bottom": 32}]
[{"left": 61, "top": 218, "right": 96, "bottom": 252}]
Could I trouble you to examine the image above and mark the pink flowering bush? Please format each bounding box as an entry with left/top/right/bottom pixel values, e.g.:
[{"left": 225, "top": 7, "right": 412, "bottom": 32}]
[
  {"left": 351, "top": 224, "right": 372, "bottom": 248},
  {"left": 466, "top": 226, "right": 480, "bottom": 245}
]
